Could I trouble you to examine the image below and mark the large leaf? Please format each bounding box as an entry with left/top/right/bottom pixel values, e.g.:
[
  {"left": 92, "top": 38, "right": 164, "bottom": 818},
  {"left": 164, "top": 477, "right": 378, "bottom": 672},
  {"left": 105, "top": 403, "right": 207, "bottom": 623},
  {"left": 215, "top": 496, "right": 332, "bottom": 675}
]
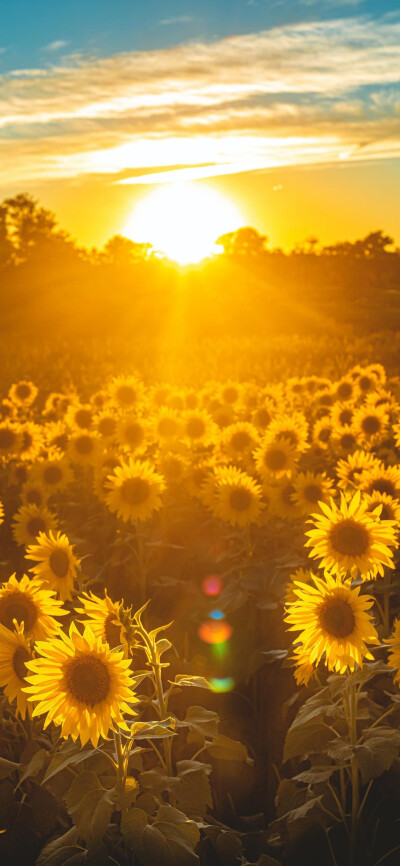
[
  {"left": 0, "top": 756, "right": 19, "bottom": 780},
  {"left": 206, "top": 734, "right": 251, "bottom": 763},
  {"left": 356, "top": 727, "right": 400, "bottom": 784},
  {"left": 283, "top": 723, "right": 333, "bottom": 762},
  {"left": 43, "top": 740, "right": 98, "bottom": 783},
  {"left": 65, "top": 771, "right": 119, "bottom": 847},
  {"left": 184, "top": 706, "right": 219, "bottom": 744},
  {"left": 174, "top": 760, "right": 213, "bottom": 817},
  {"left": 36, "top": 827, "right": 85, "bottom": 866},
  {"left": 172, "top": 675, "right": 212, "bottom": 690}
]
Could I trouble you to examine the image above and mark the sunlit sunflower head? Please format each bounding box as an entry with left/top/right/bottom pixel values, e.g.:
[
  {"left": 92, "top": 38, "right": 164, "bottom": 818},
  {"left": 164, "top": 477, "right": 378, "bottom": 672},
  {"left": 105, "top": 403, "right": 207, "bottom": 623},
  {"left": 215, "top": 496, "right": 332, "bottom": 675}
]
[
  {"left": 182, "top": 409, "right": 217, "bottom": 447},
  {"left": 116, "top": 414, "right": 149, "bottom": 454},
  {"left": 251, "top": 398, "right": 276, "bottom": 432},
  {"left": 254, "top": 435, "right": 298, "bottom": 480},
  {"left": 106, "top": 458, "right": 165, "bottom": 522},
  {"left": 26, "top": 530, "right": 80, "bottom": 601},
  {"left": 24, "top": 622, "right": 138, "bottom": 747},
  {"left": 293, "top": 471, "right": 335, "bottom": 517},
  {"left": 17, "top": 422, "right": 44, "bottom": 462},
  {"left": 21, "top": 480, "right": 48, "bottom": 509},
  {"left": 67, "top": 431, "right": 102, "bottom": 466},
  {"left": 210, "top": 401, "right": 236, "bottom": 430},
  {"left": 285, "top": 571, "right": 379, "bottom": 673},
  {"left": 221, "top": 422, "right": 260, "bottom": 462},
  {"left": 45, "top": 421, "right": 69, "bottom": 454},
  {"left": 334, "top": 376, "right": 359, "bottom": 404},
  {"left": 31, "top": 454, "right": 72, "bottom": 493},
  {"left": 0, "top": 422, "right": 21, "bottom": 457},
  {"left": 330, "top": 401, "right": 355, "bottom": 429},
  {"left": 12, "top": 503, "right": 58, "bottom": 547},
  {"left": 208, "top": 465, "right": 263, "bottom": 527},
  {"left": 108, "top": 375, "right": 144, "bottom": 411},
  {"left": 285, "top": 568, "right": 317, "bottom": 605},
  {"left": 352, "top": 365, "right": 382, "bottom": 395},
  {"left": 330, "top": 425, "right": 358, "bottom": 456},
  {"left": 157, "top": 450, "right": 187, "bottom": 487},
  {"left": 336, "top": 450, "right": 381, "bottom": 491},
  {"left": 0, "top": 398, "right": 16, "bottom": 421},
  {"left": 386, "top": 618, "right": 400, "bottom": 684},
  {"left": 186, "top": 459, "right": 215, "bottom": 500},
  {"left": 0, "top": 573, "right": 66, "bottom": 640},
  {"left": 0, "top": 621, "right": 34, "bottom": 718},
  {"left": 65, "top": 402, "right": 94, "bottom": 431},
  {"left": 152, "top": 408, "right": 182, "bottom": 443},
  {"left": 90, "top": 390, "right": 109, "bottom": 411},
  {"left": 312, "top": 417, "right": 333, "bottom": 450},
  {"left": 8, "top": 380, "right": 38, "bottom": 408},
  {"left": 77, "top": 591, "right": 127, "bottom": 651},
  {"left": 360, "top": 464, "right": 400, "bottom": 500},
  {"left": 291, "top": 645, "right": 318, "bottom": 687},
  {"left": 93, "top": 451, "right": 123, "bottom": 502},
  {"left": 220, "top": 382, "right": 241, "bottom": 406},
  {"left": 270, "top": 477, "right": 303, "bottom": 521},
  {"left": 352, "top": 404, "right": 389, "bottom": 447},
  {"left": 94, "top": 409, "right": 118, "bottom": 443},
  {"left": 305, "top": 490, "right": 398, "bottom": 580},
  {"left": 365, "top": 388, "right": 397, "bottom": 415},
  {"left": 266, "top": 413, "right": 309, "bottom": 453},
  {"left": 364, "top": 491, "right": 400, "bottom": 525}
]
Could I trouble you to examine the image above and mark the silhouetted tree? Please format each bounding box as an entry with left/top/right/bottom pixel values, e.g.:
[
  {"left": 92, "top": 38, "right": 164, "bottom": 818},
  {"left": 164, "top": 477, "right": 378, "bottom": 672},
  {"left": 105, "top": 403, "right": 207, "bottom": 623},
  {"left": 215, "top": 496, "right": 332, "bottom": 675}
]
[
  {"left": 0, "top": 205, "right": 13, "bottom": 268},
  {"left": 102, "top": 235, "right": 153, "bottom": 266},
  {"left": 2, "top": 193, "right": 77, "bottom": 263},
  {"left": 216, "top": 226, "right": 268, "bottom": 256}
]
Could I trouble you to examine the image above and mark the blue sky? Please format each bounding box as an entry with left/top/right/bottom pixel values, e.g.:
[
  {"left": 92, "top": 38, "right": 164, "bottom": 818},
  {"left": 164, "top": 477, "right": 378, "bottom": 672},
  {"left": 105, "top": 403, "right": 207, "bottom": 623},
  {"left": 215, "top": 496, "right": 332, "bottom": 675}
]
[{"left": 1, "top": 0, "right": 398, "bottom": 71}]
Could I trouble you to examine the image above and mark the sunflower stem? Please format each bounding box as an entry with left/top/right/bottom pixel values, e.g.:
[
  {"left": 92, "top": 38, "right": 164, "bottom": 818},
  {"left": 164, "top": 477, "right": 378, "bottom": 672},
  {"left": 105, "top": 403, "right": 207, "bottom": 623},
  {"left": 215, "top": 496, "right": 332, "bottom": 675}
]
[
  {"left": 383, "top": 574, "right": 391, "bottom": 638},
  {"left": 348, "top": 678, "right": 359, "bottom": 866},
  {"left": 136, "top": 523, "right": 147, "bottom": 604},
  {"left": 114, "top": 730, "right": 126, "bottom": 793}
]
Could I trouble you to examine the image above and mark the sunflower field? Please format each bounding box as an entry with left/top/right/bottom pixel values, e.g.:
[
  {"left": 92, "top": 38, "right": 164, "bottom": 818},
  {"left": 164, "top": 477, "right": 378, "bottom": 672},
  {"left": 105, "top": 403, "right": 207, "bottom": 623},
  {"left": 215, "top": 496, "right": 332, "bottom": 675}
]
[{"left": 2, "top": 353, "right": 400, "bottom": 866}]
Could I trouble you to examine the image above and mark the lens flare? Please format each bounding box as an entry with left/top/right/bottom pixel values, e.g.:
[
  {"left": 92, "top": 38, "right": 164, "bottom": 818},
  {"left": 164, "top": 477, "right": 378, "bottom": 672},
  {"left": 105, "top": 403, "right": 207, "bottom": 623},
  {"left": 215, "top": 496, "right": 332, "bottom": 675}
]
[
  {"left": 198, "top": 620, "right": 233, "bottom": 644},
  {"left": 202, "top": 575, "right": 222, "bottom": 596},
  {"left": 210, "top": 676, "right": 235, "bottom": 693},
  {"left": 210, "top": 609, "right": 225, "bottom": 620}
]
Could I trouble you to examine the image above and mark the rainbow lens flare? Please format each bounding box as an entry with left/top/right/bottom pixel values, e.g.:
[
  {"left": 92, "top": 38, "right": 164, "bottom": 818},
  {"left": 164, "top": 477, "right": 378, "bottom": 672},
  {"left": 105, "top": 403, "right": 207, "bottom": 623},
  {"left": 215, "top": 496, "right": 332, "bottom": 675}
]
[
  {"left": 198, "top": 619, "right": 233, "bottom": 645},
  {"left": 202, "top": 575, "right": 222, "bottom": 596},
  {"left": 210, "top": 676, "right": 235, "bottom": 693}
]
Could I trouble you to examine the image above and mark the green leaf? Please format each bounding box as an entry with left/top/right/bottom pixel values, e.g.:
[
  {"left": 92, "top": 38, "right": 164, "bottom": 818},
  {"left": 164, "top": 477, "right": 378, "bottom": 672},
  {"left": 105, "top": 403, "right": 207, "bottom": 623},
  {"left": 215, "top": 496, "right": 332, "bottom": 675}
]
[
  {"left": 36, "top": 827, "right": 85, "bottom": 866},
  {"left": 0, "top": 756, "right": 19, "bottom": 780},
  {"left": 356, "top": 727, "right": 400, "bottom": 784},
  {"left": 43, "top": 740, "right": 98, "bottom": 783},
  {"left": 174, "top": 760, "right": 213, "bottom": 817},
  {"left": 17, "top": 748, "right": 48, "bottom": 787},
  {"left": 172, "top": 675, "right": 213, "bottom": 690},
  {"left": 283, "top": 723, "right": 333, "bottom": 762},
  {"left": 327, "top": 740, "right": 355, "bottom": 763},
  {"left": 65, "top": 771, "right": 119, "bottom": 847},
  {"left": 120, "top": 807, "right": 148, "bottom": 849},
  {"left": 184, "top": 706, "right": 219, "bottom": 744},
  {"left": 293, "top": 766, "right": 336, "bottom": 784},
  {"left": 283, "top": 795, "right": 324, "bottom": 824},
  {"left": 153, "top": 806, "right": 200, "bottom": 865},
  {"left": 206, "top": 734, "right": 251, "bottom": 763},
  {"left": 129, "top": 718, "right": 176, "bottom": 739}
]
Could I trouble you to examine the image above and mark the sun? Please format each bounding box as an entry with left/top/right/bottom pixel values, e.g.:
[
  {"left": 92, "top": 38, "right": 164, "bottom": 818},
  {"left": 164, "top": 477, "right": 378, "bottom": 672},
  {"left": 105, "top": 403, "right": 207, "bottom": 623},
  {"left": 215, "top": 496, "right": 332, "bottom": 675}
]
[{"left": 123, "top": 182, "right": 244, "bottom": 265}]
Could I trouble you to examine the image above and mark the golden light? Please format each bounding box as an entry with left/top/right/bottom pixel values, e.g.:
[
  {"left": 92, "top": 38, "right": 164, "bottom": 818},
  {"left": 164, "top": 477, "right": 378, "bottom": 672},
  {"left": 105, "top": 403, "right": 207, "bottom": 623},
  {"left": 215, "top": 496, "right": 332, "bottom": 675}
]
[{"left": 123, "top": 182, "right": 244, "bottom": 264}]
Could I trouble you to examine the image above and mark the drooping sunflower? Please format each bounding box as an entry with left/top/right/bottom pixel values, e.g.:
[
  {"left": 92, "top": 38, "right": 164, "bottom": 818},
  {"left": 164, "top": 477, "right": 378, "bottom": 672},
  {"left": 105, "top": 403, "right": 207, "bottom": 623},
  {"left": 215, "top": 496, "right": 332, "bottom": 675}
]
[
  {"left": 254, "top": 435, "right": 298, "bottom": 480},
  {"left": 360, "top": 464, "right": 400, "bottom": 500},
  {"left": 67, "top": 431, "right": 102, "bottom": 466},
  {"left": 209, "top": 465, "right": 263, "bottom": 527},
  {"left": 24, "top": 622, "right": 138, "bottom": 747},
  {"left": 26, "top": 531, "right": 80, "bottom": 601},
  {"left": 292, "top": 471, "right": 335, "bottom": 517},
  {"left": 108, "top": 375, "right": 144, "bottom": 411},
  {"left": 386, "top": 619, "right": 400, "bottom": 684},
  {"left": 32, "top": 454, "right": 72, "bottom": 493},
  {"left": 106, "top": 458, "right": 165, "bottom": 522},
  {"left": 336, "top": 450, "right": 381, "bottom": 491},
  {"left": 0, "top": 573, "right": 66, "bottom": 639},
  {"left": 285, "top": 572, "right": 379, "bottom": 673},
  {"left": 290, "top": 645, "right": 317, "bottom": 687},
  {"left": 364, "top": 491, "right": 400, "bottom": 524},
  {"left": 77, "top": 591, "right": 127, "bottom": 650},
  {"left": 312, "top": 417, "right": 333, "bottom": 450},
  {"left": 8, "top": 462, "right": 29, "bottom": 487},
  {"left": 305, "top": 491, "right": 398, "bottom": 580},
  {"left": 8, "top": 380, "right": 38, "bottom": 408},
  {"left": 0, "top": 621, "right": 34, "bottom": 718},
  {"left": 12, "top": 503, "right": 58, "bottom": 547}
]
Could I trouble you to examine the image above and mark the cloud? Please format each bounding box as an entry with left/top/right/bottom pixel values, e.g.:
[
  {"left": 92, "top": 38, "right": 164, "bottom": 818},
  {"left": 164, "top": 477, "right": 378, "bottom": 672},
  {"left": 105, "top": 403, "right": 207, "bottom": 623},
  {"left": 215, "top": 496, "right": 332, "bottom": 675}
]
[
  {"left": 42, "top": 40, "right": 69, "bottom": 52},
  {"left": 0, "top": 15, "right": 399, "bottom": 187},
  {"left": 159, "top": 16, "right": 194, "bottom": 26}
]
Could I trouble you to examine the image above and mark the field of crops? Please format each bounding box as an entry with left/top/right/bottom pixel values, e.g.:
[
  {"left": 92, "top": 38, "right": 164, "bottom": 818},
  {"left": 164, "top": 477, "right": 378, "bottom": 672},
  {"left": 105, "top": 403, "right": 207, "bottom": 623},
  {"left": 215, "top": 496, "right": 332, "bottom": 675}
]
[{"left": 1, "top": 348, "right": 400, "bottom": 866}]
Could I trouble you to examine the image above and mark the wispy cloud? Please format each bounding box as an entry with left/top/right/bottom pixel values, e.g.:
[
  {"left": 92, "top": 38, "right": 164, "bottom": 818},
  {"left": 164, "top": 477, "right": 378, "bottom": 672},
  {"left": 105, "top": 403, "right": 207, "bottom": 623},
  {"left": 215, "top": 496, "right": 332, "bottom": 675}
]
[
  {"left": 42, "top": 40, "right": 69, "bottom": 52},
  {"left": 159, "top": 16, "right": 194, "bottom": 26},
  {"left": 0, "top": 15, "right": 399, "bottom": 187}
]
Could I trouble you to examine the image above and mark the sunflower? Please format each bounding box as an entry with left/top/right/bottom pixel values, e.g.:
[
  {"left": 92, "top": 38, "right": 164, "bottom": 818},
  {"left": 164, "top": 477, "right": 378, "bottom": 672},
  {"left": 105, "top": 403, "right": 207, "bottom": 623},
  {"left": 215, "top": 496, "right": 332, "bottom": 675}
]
[
  {"left": 312, "top": 417, "right": 333, "bottom": 450},
  {"left": 364, "top": 491, "right": 400, "bottom": 524},
  {"left": 108, "top": 375, "right": 144, "bottom": 411},
  {"left": 117, "top": 415, "right": 149, "bottom": 454},
  {"left": 209, "top": 465, "right": 263, "bottom": 527},
  {"left": 8, "top": 462, "right": 30, "bottom": 487},
  {"left": 0, "top": 573, "right": 66, "bottom": 639},
  {"left": 220, "top": 382, "right": 241, "bottom": 406},
  {"left": 305, "top": 491, "right": 398, "bottom": 580},
  {"left": 221, "top": 422, "right": 260, "bottom": 462},
  {"left": 353, "top": 365, "right": 383, "bottom": 394},
  {"left": 12, "top": 503, "right": 58, "bottom": 547},
  {"left": 77, "top": 591, "right": 127, "bottom": 650},
  {"left": 67, "top": 431, "right": 102, "bottom": 466},
  {"left": 330, "top": 402, "right": 355, "bottom": 429},
  {"left": 184, "top": 389, "right": 199, "bottom": 410},
  {"left": 65, "top": 402, "right": 94, "bottom": 431},
  {"left": 336, "top": 450, "right": 381, "bottom": 491},
  {"left": 266, "top": 413, "right": 309, "bottom": 453},
  {"left": 270, "top": 477, "right": 303, "bottom": 521},
  {"left": 285, "top": 572, "right": 379, "bottom": 673},
  {"left": 94, "top": 410, "right": 118, "bottom": 443},
  {"left": 18, "top": 422, "right": 44, "bottom": 461},
  {"left": 293, "top": 471, "right": 335, "bottom": 516},
  {"left": 291, "top": 646, "right": 317, "bottom": 687},
  {"left": 352, "top": 404, "right": 388, "bottom": 446},
  {"left": 45, "top": 421, "right": 69, "bottom": 454},
  {"left": 152, "top": 408, "right": 182, "bottom": 442},
  {"left": 182, "top": 409, "right": 217, "bottom": 447},
  {"left": 251, "top": 399, "right": 276, "bottom": 431},
  {"left": 186, "top": 459, "right": 215, "bottom": 500},
  {"left": 285, "top": 568, "right": 317, "bottom": 605},
  {"left": 330, "top": 425, "right": 358, "bottom": 456},
  {"left": 8, "top": 380, "right": 38, "bottom": 408},
  {"left": 0, "top": 622, "right": 34, "bottom": 718},
  {"left": 157, "top": 451, "right": 187, "bottom": 486},
  {"left": 360, "top": 464, "right": 400, "bottom": 500},
  {"left": 32, "top": 454, "right": 72, "bottom": 493},
  {"left": 386, "top": 619, "right": 400, "bottom": 684},
  {"left": 0, "top": 398, "right": 15, "bottom": 420},
  {"left": 21, "top": 481, "right": 48, "bottom": 509},
  {"left": 210, "top": 402, "right": 235, "bottom": 430},
  {"left": 24, "top": 622, "right": 138, "bottom": 747},
  {"left": 0, "top": 422, "right": 21, "bottom": 457},
  {"left": 93, "top": 451, "right": 123, "bottom": 503},
  {"left": 254, "top": 435, "right": 298, "bottom": 480},
  {"left": 106, "top": 458, "right": 165, "bottom": 522},
  {"left": 334, "top": 377, "right": 359, "bottom": 403},
  {"left": 26, "top": 531, "right": 80, "bottom": 601}
]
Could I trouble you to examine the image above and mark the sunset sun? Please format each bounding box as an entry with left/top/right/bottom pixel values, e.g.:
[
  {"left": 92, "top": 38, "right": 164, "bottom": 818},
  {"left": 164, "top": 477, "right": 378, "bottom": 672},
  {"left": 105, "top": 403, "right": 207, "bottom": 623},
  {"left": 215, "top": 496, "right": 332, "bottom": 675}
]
[{"left": 123, "top": 182, "right": 244, "bottom": 264}]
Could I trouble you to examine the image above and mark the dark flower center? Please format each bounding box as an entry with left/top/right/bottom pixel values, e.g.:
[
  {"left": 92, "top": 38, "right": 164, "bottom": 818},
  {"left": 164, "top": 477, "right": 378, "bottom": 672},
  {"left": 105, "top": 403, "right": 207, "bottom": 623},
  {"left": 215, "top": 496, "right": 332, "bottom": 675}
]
[
  {"left": 304, "top": 484, "right": 323, "bottom": 503},
  {"left": 264, "top": 448, "right": 287, "bottom": 471},
  {"left": 13, "top": 646, "right": 31, "bottom": 681},
  {"left": 337, "top": 382, "right": 352, "bottom": 400},
  {"left": 368, "top": 478, "right": 397, "bottom": 497},
  {"left": 319, "top": 597, "right": 356, "bottom": 638},
  {"left": 339, "top": 409, "right": 353, "bottom": 425},
  {"left": 281, "top": 484, "right": 296, "bottom": 506},
  {"left": 124, "top": 423, "right": 144, "bottom": 446},
  {"left": 186, "top": 418, "right": 206, "bottom": 438},
  {"left": 361, "top": 415, "right": 381, "bottom": 435},
  {"left": 231, "top": 431, "right": 251, "bottom": 451},
  {"left": 43, "top": 465, "right": 63, "bottom": 485},
  {"left": 104, "top": 612, "right": 122, "bottom": 648},
  {"left": 75, "top": 409, "right": 92, "bottom": 429},
  {"left": 0, "top": 591, "right": 37, "bottom": 632},
  {"left": 121, "top": 477, "right": 151, "bottom": 505},
  {"left": 117, "top": 385, "right": 136, "bottom": 405},
  {"left": 64, "top": 655, "right": 110, "bottom": 706},
  {"left": 318, "top": 427, "right": 331, "bottom": 443},
  {"left": 49, "top": 549, "right": 70, "bottom": 578},
  {"left": 229, "top": 488, "right": 252, "bottom": 511},
  {"left": 16, "top": 384, "right": 31, "bottom": 400},
  {"left": 26, "top": 517, "right": 47, "bottom": 538},
  {"left": 75, "top": 435, "right": 94, "bottom": 455},
  {"left": 98, "top": 417, "right": 116, "bottom": 436},
  {"left": 25, "top": 488, "right": 43, "bottom": 506},
  {"left": 330, "top": 519, "right": 369, "bottom": 556},
  {"left": 340, "top": 433, "right": 356, "bottom": 450}
]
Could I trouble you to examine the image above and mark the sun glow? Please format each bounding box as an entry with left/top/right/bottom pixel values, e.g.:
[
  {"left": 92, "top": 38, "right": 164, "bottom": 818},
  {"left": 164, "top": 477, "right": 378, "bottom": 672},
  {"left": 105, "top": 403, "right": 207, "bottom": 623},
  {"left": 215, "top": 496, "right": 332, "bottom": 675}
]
[{"left": 123, "top": 182, "right": 244, "bottom": 264}]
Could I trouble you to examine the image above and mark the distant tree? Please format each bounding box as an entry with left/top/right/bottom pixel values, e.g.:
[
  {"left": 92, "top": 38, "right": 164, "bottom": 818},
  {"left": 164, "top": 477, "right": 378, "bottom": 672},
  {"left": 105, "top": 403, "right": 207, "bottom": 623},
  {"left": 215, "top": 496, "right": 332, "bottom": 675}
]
[
  {"left": 354, "top": 230, "right": 394, "bottom": 258},
  {"left": 2, "top": 193, "right": 76, "bottom": 262},
  {"left": 216, "top": 226, "right": 268, "bottom": 256},
  {"left": 102, "top": 235, "right": 154, "bottom": 266},
  {"left": 0, "top": 205, "right": 14, "bottom": 268}
]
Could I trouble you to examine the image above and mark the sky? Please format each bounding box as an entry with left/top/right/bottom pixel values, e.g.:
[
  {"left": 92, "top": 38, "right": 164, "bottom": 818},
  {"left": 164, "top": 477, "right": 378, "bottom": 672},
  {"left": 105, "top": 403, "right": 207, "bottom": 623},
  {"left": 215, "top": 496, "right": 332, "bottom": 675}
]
[{"left": 0, "top": 0, "right": 400, "bottom": 251}]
